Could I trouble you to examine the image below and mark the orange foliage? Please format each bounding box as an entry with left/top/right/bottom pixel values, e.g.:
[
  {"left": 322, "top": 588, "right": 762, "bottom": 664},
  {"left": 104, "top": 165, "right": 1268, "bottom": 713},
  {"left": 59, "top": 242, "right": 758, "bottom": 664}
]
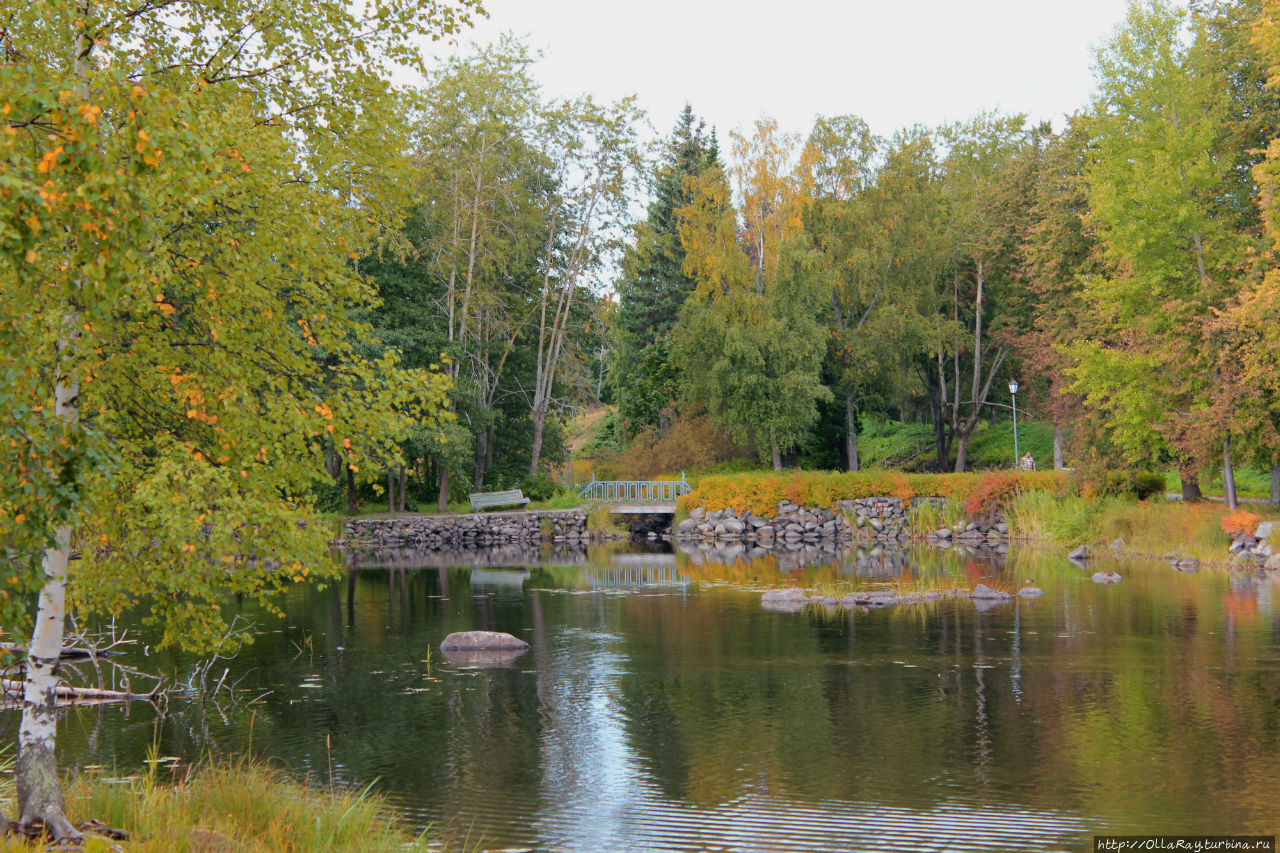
[
  {"left": 680, "top": 470, "right": 1067, "bottom": 518},
  {"left": 963, "top": 471, "right": 1028, "bottom": 518},
  {"left": 609, "top": 415, "right": 749, "bottom": 480},
  {"left": 1221, "top": 509, "right": 1261, "bottom": 538}
]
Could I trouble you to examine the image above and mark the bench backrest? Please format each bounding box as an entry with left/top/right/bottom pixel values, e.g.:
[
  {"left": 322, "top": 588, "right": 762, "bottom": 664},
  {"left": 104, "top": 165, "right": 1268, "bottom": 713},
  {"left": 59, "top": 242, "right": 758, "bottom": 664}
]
[{"left": 469, "top": 489, "right": 527, "bottom": 507}]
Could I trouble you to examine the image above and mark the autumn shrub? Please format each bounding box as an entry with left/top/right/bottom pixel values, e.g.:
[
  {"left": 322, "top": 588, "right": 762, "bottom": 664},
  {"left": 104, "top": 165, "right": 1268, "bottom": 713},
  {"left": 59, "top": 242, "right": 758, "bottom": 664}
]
[
  {"left": 679, "top": 470, "right": 1068, "bottom": 518},
  {"left": 963, "top": 471, "right": 1028, "bottom": 518},
  {"left": 613, "top": 414, "right": 750, "bottom": 479},
  {"left": 1221, "top": 509, "right": 1261, "bottom": 538}
]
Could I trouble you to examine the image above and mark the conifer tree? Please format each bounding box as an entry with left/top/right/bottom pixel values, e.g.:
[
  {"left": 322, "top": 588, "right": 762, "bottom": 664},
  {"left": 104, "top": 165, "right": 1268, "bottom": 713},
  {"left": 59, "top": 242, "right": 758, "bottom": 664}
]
[{"left": 612, "top": 105, "right": 719, "bottom": 433}]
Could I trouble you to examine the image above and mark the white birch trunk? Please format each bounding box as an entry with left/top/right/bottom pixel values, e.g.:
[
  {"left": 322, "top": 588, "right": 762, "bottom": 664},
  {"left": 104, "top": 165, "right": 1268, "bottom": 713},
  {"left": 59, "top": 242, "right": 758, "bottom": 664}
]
[
  {"left": 18, "top": 375, "right": 81, "bottom": 839},
  {"left": 16, "top": 13, "right": 89, "bottom": 838},
  {"left": 1053, "top": 423, "right": 1065, "bottom": 470}
]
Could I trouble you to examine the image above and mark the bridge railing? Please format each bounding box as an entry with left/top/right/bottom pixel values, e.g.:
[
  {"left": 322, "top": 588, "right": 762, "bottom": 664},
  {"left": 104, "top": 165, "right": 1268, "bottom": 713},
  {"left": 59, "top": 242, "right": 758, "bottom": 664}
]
[{"left": 578, "top": 474, "right": 692, "bottom": 503}]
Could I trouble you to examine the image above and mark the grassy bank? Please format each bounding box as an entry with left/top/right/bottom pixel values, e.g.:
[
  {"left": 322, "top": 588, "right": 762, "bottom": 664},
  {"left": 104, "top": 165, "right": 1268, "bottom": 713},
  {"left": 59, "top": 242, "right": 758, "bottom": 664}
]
[
  {"left": 1005, "top": 492, "right": 1278, "bottom": 564},
  {"left": 0, "top": 757, "right": 445, "bottom": 852}
]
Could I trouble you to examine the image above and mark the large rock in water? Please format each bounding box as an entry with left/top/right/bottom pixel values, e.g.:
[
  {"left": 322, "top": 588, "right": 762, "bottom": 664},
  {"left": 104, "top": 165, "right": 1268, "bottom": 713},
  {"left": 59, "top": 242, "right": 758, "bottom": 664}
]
[
  {"left": 972, "top": 583, "right": 1011, "bottom": 601},
  {"left": 761, "top": 587, "right": 806, "bottom": 613},
  {"left": 440, "top": 631, "right": 529, "bottom": 652}
]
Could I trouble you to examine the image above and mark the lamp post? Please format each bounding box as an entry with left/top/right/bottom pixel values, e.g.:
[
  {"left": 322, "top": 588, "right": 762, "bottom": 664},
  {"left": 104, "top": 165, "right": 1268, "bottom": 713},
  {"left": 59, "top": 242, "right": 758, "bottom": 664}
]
[{"left": 1009, "top": 379, "right": 1020, "bottom": 468}]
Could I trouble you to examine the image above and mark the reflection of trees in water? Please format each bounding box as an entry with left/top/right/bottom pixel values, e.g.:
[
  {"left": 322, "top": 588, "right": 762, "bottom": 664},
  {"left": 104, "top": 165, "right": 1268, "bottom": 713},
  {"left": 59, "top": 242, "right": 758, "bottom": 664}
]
[
  {"left": 604, "top": 563, "right": 1280, "bottom": 833},
  {"left": 31, "top": 557, "right": 1280, "bottom": 842}
]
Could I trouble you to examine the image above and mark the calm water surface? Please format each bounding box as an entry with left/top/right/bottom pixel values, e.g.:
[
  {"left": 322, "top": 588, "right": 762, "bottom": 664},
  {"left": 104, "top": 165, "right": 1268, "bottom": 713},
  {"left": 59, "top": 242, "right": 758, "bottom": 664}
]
[{"left": 7, "top": 544, "right": 1280, "bottom": 852}]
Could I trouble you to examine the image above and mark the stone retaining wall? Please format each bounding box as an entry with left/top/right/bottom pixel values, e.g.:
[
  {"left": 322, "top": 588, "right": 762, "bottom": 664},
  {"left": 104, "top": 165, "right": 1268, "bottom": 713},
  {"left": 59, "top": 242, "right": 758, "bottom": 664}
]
[
  {"left": 343, "top": 509, "right": 590, "bottom": 549},
  {"left": 675, "top": 496, "right": 1008, "bottom": 548}
]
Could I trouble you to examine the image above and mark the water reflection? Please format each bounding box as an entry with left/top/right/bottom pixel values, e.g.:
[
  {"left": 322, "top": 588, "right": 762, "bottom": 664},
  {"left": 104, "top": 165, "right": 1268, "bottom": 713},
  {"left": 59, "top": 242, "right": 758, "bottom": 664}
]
[{"left": 6, "top": 545, "right": 1280, "bottom": 851}]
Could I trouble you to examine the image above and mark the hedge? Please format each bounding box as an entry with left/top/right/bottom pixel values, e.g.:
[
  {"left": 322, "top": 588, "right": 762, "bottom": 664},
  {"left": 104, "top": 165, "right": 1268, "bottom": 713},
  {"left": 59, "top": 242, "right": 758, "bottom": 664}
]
[{"left": 678, "top": 470, "right": 1071, "bottom": 519}]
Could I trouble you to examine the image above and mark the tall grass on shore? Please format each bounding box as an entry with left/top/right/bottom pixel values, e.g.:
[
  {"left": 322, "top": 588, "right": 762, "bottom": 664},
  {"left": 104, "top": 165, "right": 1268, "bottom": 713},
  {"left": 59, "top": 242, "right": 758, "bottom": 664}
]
[
  {"left": 1, "top": 755, "right": 445, "bottom": 852},
  {"left": 1005, "top": 492, "right": 1248, "bottom": 562}
]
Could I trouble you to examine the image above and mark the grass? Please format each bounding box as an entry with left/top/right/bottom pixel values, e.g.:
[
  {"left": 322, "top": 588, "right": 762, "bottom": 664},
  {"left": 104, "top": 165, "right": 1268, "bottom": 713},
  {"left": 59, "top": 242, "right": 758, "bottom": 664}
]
[
  {"left": 586, "top": 502, "right": 628, "bottom": 536},
  {"left": 0, "top": 755, "right": 453, "bottom": 853},
  {"left": 910, "top": 497, "right": 969, "bottom": 533},
  {"left": 1162, "top": 468, "right": 1275, "bottom": 500},
  {"left": 1005, "top": 491, "right": 1278, "bottom": 563}
]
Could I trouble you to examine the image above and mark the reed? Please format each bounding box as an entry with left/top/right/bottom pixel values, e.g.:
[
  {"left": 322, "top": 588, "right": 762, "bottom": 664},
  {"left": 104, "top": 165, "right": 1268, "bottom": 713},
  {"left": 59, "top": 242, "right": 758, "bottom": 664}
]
[
  {"left": 1004, "top": 492, "right": 1266, "bottom": 563},
  {"left": 0, "top": 756, "right": 450, "bottom": 852}
]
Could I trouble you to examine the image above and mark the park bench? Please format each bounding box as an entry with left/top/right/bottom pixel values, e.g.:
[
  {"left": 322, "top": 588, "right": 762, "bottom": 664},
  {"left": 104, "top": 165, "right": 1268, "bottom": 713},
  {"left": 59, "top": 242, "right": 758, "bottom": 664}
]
[{"left": 469, "top": 489, "right": 531, "bottom": 512}]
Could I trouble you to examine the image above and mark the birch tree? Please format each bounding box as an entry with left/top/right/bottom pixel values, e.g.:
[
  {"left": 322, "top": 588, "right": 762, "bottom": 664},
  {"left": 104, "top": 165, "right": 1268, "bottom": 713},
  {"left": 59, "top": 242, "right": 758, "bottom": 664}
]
[
  {"left": 803, "top": 119, "right": 944, "bottom": 470},
  {"left": 526, "top": 96, "right": 643, "bottom": 474},
  {"left": 932, "top": 113, "right": 1030, "bottom": 472},
  {"left": 0, "top": 0, "right": 469, "bottom": 837},
  {"left": 411, "top": 37, "right": 541, "bottom": 500},
  {"left": 674, "top": 119, "right": 831, "bottom": 470}
]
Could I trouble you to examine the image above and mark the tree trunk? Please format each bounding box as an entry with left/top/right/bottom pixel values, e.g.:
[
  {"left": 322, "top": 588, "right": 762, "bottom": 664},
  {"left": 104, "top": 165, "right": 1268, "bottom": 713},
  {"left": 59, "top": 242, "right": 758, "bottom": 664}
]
[
  {"left": 1223, "top": 436, "right": 1238, "bottom": 511},
  {"left": 844, "top": 394, "right": 859, "bottom": 472},
  {"left": 1180, "top": 474, "right": 1202, "bottom": 502},
  {"left": 18, "top": 348, "right": 81, "bottom": 840},
  {"left": 19, "top": 524, "right": 79, "bottom": 841},
  {"left": 346, "top": 464, "right": 357, "bottom": 513},
  {"left": 473, "top": 428, "right": 489, "bottom": 492},
  {"left": 770, "top": 440, "right": 782, "bottom": 473},
  {"left": 437, "top": 466, "right": 450, "bottom": 513},
  {"left": 1270, "top": 464, "right": 1280, "bottom": 506},
  {"left": 529, "top": 406, "right": 547, "bottom": 476},
  {"left": 387, "top": 468, "right": 395, "bottom": 513},
  {"left": 398, "top": 466, "right": 407, "bottom": 513},
  {"left": 953, "top": 433, "right": 969, "bottom": 474},
  {"left": 1053, "top": 422, "right": 1065, "bottom": 470}
]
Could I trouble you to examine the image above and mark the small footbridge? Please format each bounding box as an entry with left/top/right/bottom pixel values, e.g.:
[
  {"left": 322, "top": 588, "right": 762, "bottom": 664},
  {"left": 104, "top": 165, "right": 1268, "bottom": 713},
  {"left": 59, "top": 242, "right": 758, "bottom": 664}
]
[{"left": 576, "top": 475, "right": 692, "bottom": 514}]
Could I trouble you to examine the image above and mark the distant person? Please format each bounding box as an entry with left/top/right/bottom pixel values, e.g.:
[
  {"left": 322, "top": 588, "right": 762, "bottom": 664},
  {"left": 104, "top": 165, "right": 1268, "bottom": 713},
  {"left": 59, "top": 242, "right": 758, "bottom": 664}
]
[{"left": 1020, "top": 452, "right": 1036, "bottom": 471}]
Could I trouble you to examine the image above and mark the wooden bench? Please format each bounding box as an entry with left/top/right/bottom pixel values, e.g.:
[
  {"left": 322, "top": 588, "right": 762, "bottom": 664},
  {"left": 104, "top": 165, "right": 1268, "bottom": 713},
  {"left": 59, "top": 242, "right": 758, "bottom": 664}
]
[{"left": 469, "top": 489, "right": 530, "bottom": 512}]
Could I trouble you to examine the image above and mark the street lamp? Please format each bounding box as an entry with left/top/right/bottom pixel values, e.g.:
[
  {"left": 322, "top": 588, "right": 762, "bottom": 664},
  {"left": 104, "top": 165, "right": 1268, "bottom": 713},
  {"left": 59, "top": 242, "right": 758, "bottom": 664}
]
[{"left": 1009, "top": 379, "right": 1020, "bottom": 468}]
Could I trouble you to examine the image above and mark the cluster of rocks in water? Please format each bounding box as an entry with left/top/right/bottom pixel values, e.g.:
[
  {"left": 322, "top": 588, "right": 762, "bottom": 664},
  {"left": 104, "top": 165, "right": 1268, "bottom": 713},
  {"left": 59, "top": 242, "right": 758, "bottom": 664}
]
[
  {"left": 925, "top": 510, "right": 1010, "bottom": 552},
  {"left": 342, "top": 509, "right": 617, "bottom": 549},
  {"left": 675, "top": 497, "right": 1008, "bottom": 549},
  {"left": 761, "top": 581, "right": 1045, "bottom": 614},
  {"left": 1228, "top": 521, "right": 1280, "bottom": 569}
]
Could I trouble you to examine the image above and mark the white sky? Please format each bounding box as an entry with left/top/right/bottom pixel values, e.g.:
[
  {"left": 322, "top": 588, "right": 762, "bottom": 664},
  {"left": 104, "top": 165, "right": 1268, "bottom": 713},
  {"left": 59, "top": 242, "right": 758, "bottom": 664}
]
[{"left": 422, "top": 0, "right": 1135, "bottom": 143}]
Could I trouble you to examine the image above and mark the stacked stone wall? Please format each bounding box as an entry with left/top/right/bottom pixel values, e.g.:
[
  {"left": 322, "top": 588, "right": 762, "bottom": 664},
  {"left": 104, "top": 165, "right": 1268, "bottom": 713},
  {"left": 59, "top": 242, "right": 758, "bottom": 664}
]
[{"left": 343, "top": 510, "right": 589, "bottom": 549}]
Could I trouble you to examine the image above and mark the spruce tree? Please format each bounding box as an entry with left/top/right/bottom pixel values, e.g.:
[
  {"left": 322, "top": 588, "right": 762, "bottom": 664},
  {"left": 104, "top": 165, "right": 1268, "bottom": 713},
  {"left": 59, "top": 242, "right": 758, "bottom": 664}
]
[{"left": 612, "top": 105, "right": 719, "bottom": 433}]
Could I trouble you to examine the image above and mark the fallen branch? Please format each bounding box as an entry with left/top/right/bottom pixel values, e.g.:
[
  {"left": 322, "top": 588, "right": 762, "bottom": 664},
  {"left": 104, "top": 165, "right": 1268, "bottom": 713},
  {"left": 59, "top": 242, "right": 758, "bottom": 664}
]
[
  {"left": 0, "top": 642, "right": 124, "bottom": 660},
  {"left": 0, "top": 679, "right": 159, "bottom": 704}
]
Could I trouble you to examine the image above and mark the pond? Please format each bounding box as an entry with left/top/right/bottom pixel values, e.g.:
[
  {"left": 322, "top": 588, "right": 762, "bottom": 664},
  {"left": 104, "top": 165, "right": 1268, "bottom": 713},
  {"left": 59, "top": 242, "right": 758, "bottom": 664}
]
[{"left": 6, "top": 543, "right": 1280, "bottom": 852}]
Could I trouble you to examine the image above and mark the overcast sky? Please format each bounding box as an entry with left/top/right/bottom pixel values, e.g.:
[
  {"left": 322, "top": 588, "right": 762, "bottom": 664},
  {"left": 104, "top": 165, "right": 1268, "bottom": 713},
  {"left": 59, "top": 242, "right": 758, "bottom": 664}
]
[{"left": 421, "top": 0, "right": 1135, "bottom": 143}]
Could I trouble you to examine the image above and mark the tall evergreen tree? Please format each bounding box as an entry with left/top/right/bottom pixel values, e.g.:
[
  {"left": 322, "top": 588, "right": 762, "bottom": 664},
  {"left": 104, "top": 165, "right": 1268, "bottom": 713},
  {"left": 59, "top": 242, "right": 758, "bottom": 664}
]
[{"left": 611, "top": 105, "right": 719, "bottom": 433}]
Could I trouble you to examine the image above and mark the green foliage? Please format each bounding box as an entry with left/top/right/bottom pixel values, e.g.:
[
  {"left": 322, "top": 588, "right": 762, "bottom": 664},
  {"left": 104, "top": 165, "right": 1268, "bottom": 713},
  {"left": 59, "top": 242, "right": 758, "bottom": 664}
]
[
  {"left": 1071, "top": 0, "right": 1255, "bottom": 470},
  {"left": 611, "top": 106, "right": 719, "bottom": 433},
  {"left": 519, "top": 473, "right": 558, "bottom": 502},
  {"left": 1075, "top": 469, "right": 1169, "bottom": 501},
  {"left": 674, "top": 236, "right": 833, "bottom": 465},
  {"left": 0, "top": 0, "right": 464, "bottom": 649}
]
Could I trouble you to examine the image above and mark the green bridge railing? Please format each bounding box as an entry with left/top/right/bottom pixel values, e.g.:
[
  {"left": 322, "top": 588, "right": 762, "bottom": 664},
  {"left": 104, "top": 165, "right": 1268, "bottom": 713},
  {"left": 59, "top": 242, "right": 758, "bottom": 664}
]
[{"left": 577, "top": 474, "right": 692, "bottom": 503}]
